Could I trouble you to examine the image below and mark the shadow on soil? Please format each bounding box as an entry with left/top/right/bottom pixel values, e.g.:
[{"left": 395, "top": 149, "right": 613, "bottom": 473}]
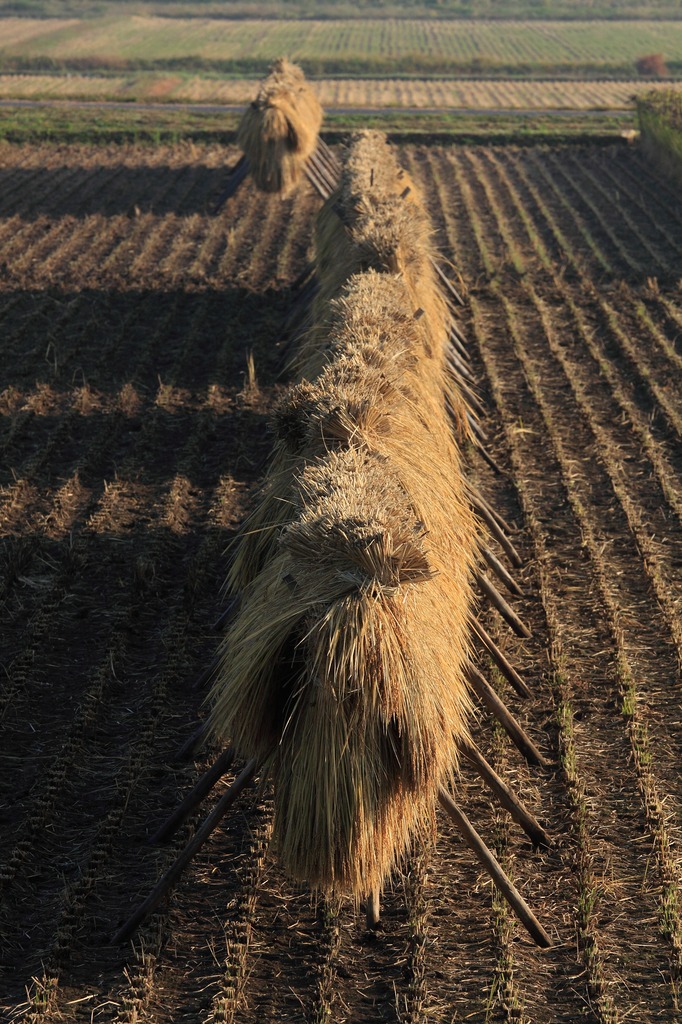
[{"left": 0, "top": 164, "right": 247, "bottom": 219}]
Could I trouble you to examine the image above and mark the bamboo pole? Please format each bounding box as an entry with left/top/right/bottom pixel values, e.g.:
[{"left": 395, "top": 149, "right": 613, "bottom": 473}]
[
  {"left": 152, "top": 746, "right": 236, "bottom": 844},
  {"left": 446, "top": 349, "right": 475, "bottom": 385},
  {"left": 458, "top": 739, "right": 550, "bottom": 847},
  {"left": 470, "top": 618, "right": 532, "bottom": 699},
  {"left": 482, "top": 546, "right": 522, "bottom": 597},
  {"left": 192, "top": 652, "right": 222, "bottom": 693},
  {"left": 432, "top": 259, "right": 465, "bottom": 306},
  {"left": 449, "top": 324, "right": 470, "bottom": 362},
  {"left": 468, "top": 494, "right": 523, "bottom": 569},
  {"left": 468, "top": 485, "right": 517, "bottom": 536},
  {"left": 113, "top": 759, "right": 258, "bottom": 945},
  {"left": 465, "top": 664, "right": 548, "bottom": 767},
  {"left": 475, "top": 572, "right": 531, "bottom": 639},
  {"left": 438, "top": 789, "right": 553, "bottom": 948},
  {"left": 304, "top": 162, "right": 332, "bottom": 201},
  {"left": 212, "top": 594, "right": 241, "bottom": 633},
  {"left": 366, "top": 888, "right": 381, "bottom": 929},
  {"left": 214, "top": 156, "right": 251, "bottom": 212},
  {"left": 175, "top": 720, "right": 209, "bottom": 762}
]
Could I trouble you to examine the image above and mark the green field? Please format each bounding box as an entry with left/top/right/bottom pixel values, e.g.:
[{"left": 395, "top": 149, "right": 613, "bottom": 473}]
[
  {"left": 2, "top": 0, "right": 682, "bottom": 19},
  {"left": 2, "top": 15, "right": 682, "bottom": 75}
]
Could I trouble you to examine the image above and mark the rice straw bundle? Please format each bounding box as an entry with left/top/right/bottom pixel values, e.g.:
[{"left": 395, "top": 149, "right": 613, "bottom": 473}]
[
  {"left": 210, "top": 265, "right": 479, "bottom": 896},
  {"left": 236, "top": 58, "right": 323, "bottom": 195},
  {"left": 228, "top": 270, "right": 469, "bottom": 593},
  {"left": 117, "top": 131, "right": 551, "bottom": 948},
  {"left": 308, "top": 131, "right": 449, "bottom": 351}
]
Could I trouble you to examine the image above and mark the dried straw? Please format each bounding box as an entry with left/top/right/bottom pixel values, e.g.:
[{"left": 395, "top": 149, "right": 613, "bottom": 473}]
[
  {"left": 237, "top": 58, "right": 323, "bottom": 195},
  {"left": 209, "top": 129, "right": 484, "bottom": 898},
  {"left": 211, "top": 446, "right": 476, "bottom": 895},
  {"left": 211, "top": 268, "right": 479, "bottom": 896},
  {"left": 308, "top": 132, "right": 449, "bottom": 358}
]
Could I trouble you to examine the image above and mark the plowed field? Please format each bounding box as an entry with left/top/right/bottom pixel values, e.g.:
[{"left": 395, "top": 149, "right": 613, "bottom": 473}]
[{"left": 1, "top": 140, "right": 681, "bottom": 1023}]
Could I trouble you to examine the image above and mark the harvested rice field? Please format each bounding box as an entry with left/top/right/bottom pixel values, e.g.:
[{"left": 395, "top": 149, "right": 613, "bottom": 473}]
[
  {"left": 1, "top": 138, "right": 682, "bottom": 1023},
  {"left": 0, "top": 73, "right": 671, "bottom": 109},
  {"left": 3, "top": 16, "right": 682, "bottom": 74}
]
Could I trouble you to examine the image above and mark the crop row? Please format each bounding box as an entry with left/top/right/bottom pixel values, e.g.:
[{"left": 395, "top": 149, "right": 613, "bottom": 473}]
[
  {"left": 0, "top": 72, "right": 670, "bottom": 109},
  {"left": 3, "top": 16, "right": 682, "bottom": 72},
  {"left": 1, "top": 139, "right": 681, "bottom": 1022}
]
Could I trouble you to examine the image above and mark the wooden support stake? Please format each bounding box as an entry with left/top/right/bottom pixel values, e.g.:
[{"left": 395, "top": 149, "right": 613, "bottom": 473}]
[
  {"left": 175, "top": 720, "right": 209, "bottom": 762},
  {"left": 475, "top": 572, "right": 531, "bottom": 639},
  {"left": 438, "top": 789, "right": 553, "bottom": 948},
  {"left": 457, "top": 380, "right": 487, "bottom": 420},
  {"left": 192, "top": 652, "right": 222, "bottom": 693},
  {"left": 470, "top": 618, "right": 532, "bottom": 699},
  {"left": 289, "top": 261, "right": 316, "bottom": 295},
  {"left": 366, "top": 888, "right": 381, "bottom": 929},
  {"left": 465, "top": 664, "right": 548, "bottom": 767},
  {"left": 212, "top": 594, "right": 240, "bottom": 633},
  {"left": 467, "top": 411, "right": 488, "bottom": 444},
  {"left": 304, "top": 162, "right": 331, "bottom": 201},
  {"left": 316, "top": 138, "right": 342, "bottom": 179},
  {"left": 458, "top": 740, "right": 550, "bottom": 847},
  {"left": 307, "top": 149, "right": 338, "bottom": 192},
  {"left": 113, "top": 759, "right": 258, "bottom": 945},
  {"left": 482, "top": 545, "right": 522, "bottom": 597},
  {"left": 477, "top": 443, "right": 506, "bottom": 477},
  {"left": 214, "top": 156, "right": 250, "bottom": 212},
  {"left": 468, "top": 487, "right": 516, "bottom": 536},
  {"left": 468, "top": 494, "right": 523, "bottom": 569},
  {"left": 446, "top": 349, "right": 475, "bottom": 385},
  {"left": 152, "top": 746, "right": 236, "bottom": 844},
  {"left": 449, "top": 324, "right": 470, "bottom": 363},
  {"left": 432, "top": 258, "right": 465, "bottom": 306}
]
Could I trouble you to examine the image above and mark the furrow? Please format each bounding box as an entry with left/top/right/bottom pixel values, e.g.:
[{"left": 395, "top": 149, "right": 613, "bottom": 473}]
[
  {"left": 527, "top": 149, "right": 641, "bottom": 279},
  {"left": 471, "top": 291, "right": 677, "bottom": 1022},
  {"left": 592, "top": 156, "right": 682, "bottom": 275},
  {"left": 467, "top": 149, "right": 682, "bottom": 661},
  {"left": 477, "top": 150, "right": 679, "bottom": 495},
  {"left": 512, "top": 148, "right": 614, "bottom": 278},
  {"left": 561, "top": 149, "right": 680, "bottom": 276}
]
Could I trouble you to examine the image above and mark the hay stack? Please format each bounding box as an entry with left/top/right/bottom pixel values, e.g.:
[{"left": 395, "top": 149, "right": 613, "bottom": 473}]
[
  {"left": 227, "top": 270, "right": 469, "bottom": 594},
  {"left": 307, "top": 132, "right": 450, "bottom": 359},
  {"left": 237, "top": 58, "right": 323, "bottom": 195},
  {"left": 210, "top": 267, "right": 479, "bottom": 896}
]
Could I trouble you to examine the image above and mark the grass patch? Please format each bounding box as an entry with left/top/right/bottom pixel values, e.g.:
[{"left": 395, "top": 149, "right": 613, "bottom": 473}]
[
  {"left": 637, "top": 87, "right": 682, "bottom": 181},
  {"left": 0, "top": 103, "right": 637, "bottom": 145}
]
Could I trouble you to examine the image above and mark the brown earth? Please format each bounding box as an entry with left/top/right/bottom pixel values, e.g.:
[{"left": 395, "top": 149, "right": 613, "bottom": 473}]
[{"left": 1, "top": 139, "right": 681, "bottom": 1024}]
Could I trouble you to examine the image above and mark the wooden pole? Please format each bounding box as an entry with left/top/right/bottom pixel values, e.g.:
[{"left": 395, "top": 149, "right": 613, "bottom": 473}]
[
  {"left": 449, "top": 324, "right": 470, "bottom": 362},
  {"left": 477, "top": 443, "right": 506, "bottom": 477},
  {"left": 458, "top": 740, "right": 550, "bottom": 847},
  {"left": 214, "top": 156, "right": 251, "bottom": 212},
  {"left": 212, "top": 594, "right": 241, "bottom": 633},
  {"left": 438, "top": 789, "right": 553, "bottom": 948},
  {"left": 113, "top": 759, "right": 258, "bottom": 945},
  {"left": 465, "top": 664, "right": 548, "bottom": 767},
  {"left": 432, "top": 259, "right": 465, "bottom": 307},
  {"left": 366, "top": 888, "right": 381, "bottom": 929},
  {"left": 470, "top": 619, "right": 532, "bottom": 699},
  {"left": 475, "top": 572, "right": 531, "bottom": 639},
  {"left": 192, "top": 652, "right": 221, "bottom": 693},
  {"left": 468, "top": 486, "right": 517, "bottom": 537},
  {"left": 482, "top": 546, "right": 522, "bottom": 597},
  {"left": 304, "top": 162, "right": 331, "bottom": 201},
  {"left": 175, "top": 720, "right": 209, "bottom": 762},
  {"left": 151, "top": 746, "right": 236, "bottom": 844},
  {"left": 468, "top": 495, "right": 523, "bottom": 569}
]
